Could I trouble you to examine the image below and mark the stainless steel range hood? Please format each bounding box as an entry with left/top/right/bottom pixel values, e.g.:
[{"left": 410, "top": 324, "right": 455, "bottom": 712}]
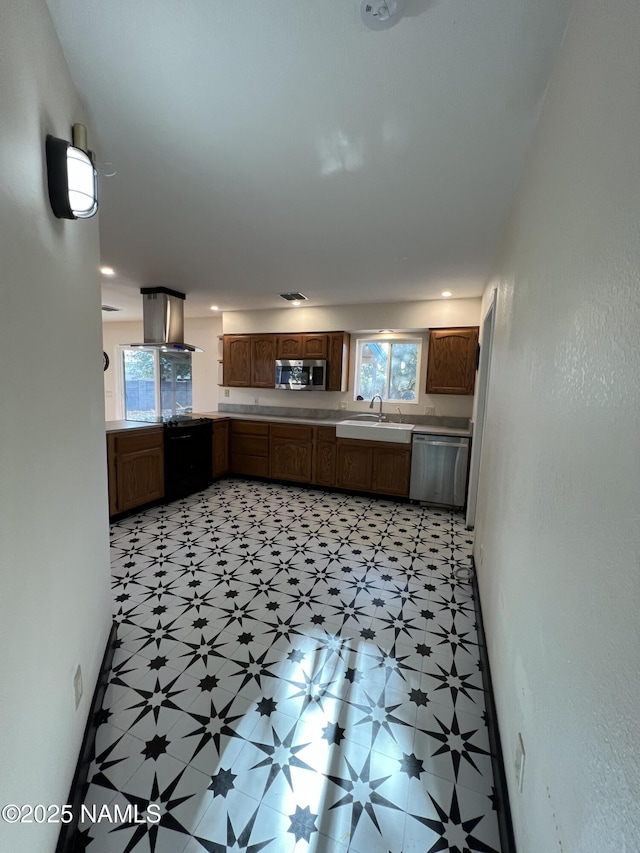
[{"left": 130, "top": 287, "right": 203, "bottom": 352}]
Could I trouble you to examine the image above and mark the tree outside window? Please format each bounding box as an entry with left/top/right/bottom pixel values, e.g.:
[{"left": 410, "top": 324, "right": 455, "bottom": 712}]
[{"left": 356, "top": 339, "right": 420, "bottom": 401}]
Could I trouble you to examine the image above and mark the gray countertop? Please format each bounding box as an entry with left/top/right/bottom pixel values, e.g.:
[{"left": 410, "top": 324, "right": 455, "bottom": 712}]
[
  {"left": 106, "top": 413, "right": 471, "bottom": 438},
  {"left": 198, "top": 412, "right": 471, "bottom": 437},
  {"left": 106, "top": 420, "right": 164, "bottom": 433}
]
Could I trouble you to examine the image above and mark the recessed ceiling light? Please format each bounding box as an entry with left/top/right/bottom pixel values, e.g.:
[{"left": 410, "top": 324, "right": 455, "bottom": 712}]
[
  {"left": 210, "top": 305, "right": 219, "bottom": 311},
  {"left": 100, "top": 266, "right": 115, "bottom": 276},
  {"left": 441, "top": 291, "right": 452, "bottom": 298}
]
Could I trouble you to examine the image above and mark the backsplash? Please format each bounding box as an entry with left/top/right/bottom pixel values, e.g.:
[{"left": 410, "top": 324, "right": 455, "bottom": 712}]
[{"left": 217, "top": 402, "right": 470, "bottom": 428}]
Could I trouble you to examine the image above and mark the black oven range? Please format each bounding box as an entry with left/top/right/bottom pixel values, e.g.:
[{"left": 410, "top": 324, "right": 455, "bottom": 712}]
[{"left": 163, "top": 416, "right": 213, "bottom": 501}]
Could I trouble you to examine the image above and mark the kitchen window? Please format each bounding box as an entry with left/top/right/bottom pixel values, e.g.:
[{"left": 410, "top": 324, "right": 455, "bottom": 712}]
[
  {"left": 355, "top": 338, "right": 421, "bottom": 402},
  {"left": 122, "top": 349, "right": 192, "bottom": 420}
]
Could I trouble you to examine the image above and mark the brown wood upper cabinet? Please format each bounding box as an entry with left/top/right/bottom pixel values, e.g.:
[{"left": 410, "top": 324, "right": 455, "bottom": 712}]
[
  {"left": 223, "top": 335, "right": 275, "bottom": 387},
  {"left": 275, "top": 333, "right": 328, "bottom": 359},
  {"left": 425, "top": 326, "right": 479, "bottom": 395},
  {"left": 223, "top": 335, "right": 251, "bottom": 386},
  {"left": 327, "top": 332, "right": 349, "bottom": 392},
  {"left": 250, "top": 335, "right": 276, "bottom": 387},
  {"left": 223, "top": 332, "right": 348, "bottom": 390}
]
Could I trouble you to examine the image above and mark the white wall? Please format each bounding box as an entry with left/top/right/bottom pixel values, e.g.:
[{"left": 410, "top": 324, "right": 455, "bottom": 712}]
[
  {"left": 473, "top": 0, "right": 640, "bottom": 850},
  {"left": 222, "top": 299, "right": 480, "bottom": 417},
  {"left": 0, "top": 3, "right": 112, "bottom": 851},
  {"left": 223, "top": 297, "right": 481, "bottom": 335},
  {"left": 102, "top": 316, "right": 222, "bottom": 420}
]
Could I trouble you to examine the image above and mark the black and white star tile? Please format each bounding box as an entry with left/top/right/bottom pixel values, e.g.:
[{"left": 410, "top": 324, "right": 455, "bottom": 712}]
[{"left": 83, "top": 479, "right": 501, "bottom": 852}]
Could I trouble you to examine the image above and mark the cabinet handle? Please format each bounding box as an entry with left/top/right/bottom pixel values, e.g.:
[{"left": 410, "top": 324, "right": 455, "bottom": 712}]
[{"left": 421, "top": 440, "right": 468, "bottom": 448}]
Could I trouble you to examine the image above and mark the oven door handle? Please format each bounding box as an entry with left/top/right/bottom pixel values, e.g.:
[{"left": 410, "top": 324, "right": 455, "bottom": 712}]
[{"left": 167, "top": 434, "right": 192, "bottom": 440}]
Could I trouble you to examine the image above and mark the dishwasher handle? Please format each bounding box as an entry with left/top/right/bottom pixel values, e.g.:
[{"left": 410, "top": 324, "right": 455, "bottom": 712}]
[
  {"left": 424, "top": 440, "right": 468, "bottom": 448},
  {"left": 413, "top": 436, "right": 468, "bottom": 449}
]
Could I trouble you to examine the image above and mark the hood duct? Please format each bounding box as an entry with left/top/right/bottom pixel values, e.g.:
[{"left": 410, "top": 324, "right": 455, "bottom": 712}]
[{"left": 130, "top": 287, "right": 203, "bottom": 352}]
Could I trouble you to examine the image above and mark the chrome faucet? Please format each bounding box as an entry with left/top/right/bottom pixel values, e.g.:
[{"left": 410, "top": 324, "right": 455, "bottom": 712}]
[
  {"left": 396, "top": 406, "right": 403, "bottom": 424},
  {"left": 369, "top": 394, "right": 384, "bottom": 422}
]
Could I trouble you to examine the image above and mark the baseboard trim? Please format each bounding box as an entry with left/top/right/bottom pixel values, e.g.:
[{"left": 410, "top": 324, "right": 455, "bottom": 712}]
[
  {"left": 471, "top": 558, "right": 517, "bottom": 853},
  {"left": 55, "top": 620, "right": 118, "bottom": 853}
]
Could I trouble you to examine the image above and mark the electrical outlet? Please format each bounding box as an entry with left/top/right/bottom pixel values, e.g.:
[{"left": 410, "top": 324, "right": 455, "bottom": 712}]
[
  {"left": 74, "top": 665, "right": 83, "bottom": 710},
  {"left": 224, "top": 389, "right": 229, "bottom": 398},
  {"left": 339, "top": 401, "right": 347, "bottom": 411},
  {"left": 514, "top": 732, "right": 526, "bottom": 792},
  {"left": 424, "top": 405, "right": 435, "bottom": 416},
  {"left": 253, "top": 397, "right": 259, "bottom": 405}
]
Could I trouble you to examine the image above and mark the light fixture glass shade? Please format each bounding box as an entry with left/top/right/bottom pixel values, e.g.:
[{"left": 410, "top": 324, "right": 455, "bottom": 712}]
[
  {"left": 66, "top": 147, "right": 98, "bottom": 218},
  {"left": 46, "top": 134, "right": 98, "bottom": 220}
]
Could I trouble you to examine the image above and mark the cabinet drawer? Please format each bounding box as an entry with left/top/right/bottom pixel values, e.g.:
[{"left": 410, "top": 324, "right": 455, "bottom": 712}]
[
  {"left": 270, "top": 423, "right": 312, "bottom": 441},
  {"left": 230, "top": 420, "right": 269, "bottom": 436},
  {"left": 316, "top": 426, "right": 336, "bottom": 443},
  {"left": 114, "top": 429, "right": 163, "bottom": 454},
  {"left": 231, "top": 454, "right": 270, "bottom": 477},
  {"left": 230, "top": 435, "right": 269, "bottom": 457}
]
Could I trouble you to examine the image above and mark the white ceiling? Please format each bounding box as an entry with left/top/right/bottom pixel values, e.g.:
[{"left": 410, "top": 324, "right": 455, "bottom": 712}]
[{"left": 46, "top": 0, "right": 574, "bottom": 321}]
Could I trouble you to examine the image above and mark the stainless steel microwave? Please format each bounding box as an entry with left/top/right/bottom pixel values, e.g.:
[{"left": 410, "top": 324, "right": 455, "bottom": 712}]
[{"left": 275, "top": 359, "right": 327, "bottom": 390}]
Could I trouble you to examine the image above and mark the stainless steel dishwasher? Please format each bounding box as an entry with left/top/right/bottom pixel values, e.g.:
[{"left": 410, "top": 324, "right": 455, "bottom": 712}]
[{"left": 410, "top": 433, "right": 470, "bottom": 508}]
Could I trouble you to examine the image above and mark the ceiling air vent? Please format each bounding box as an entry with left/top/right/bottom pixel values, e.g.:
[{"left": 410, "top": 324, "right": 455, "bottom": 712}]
[
  {"left": 101, "top": 304, "right": 120, "bottom": 312},
  {"left": 280, "top": 292, "right": 308, "bottom": 302}
]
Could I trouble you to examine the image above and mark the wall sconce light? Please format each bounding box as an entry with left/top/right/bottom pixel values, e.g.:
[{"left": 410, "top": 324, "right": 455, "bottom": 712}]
[{"left": 46, "top": 124, "right": 98, "bottom": 219}]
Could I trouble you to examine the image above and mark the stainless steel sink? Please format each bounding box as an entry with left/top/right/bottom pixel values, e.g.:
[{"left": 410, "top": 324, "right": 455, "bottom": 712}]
[{"left": 335, "top": 420, "right": 415, "bottom": 444}]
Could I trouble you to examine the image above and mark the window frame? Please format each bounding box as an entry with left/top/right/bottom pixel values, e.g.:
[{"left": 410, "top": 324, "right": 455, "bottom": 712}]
[
  {"left": 353, "top": 336, "right": 422, "bottom": 403},
  {"left": 120, "top": 347, "right": 193, "bottom": 420}
]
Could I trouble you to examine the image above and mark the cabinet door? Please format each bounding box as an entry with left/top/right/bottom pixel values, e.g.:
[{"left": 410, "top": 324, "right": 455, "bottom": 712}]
[
  {"left": 372, "top": 446, "right": 411, "bottom": 496},
  {"left": 270, "top": 438, "right": 312, "bottom": 482},
  {"left": 426, "top": 327, "right": 479, "bottom": 395},
  {"left": 212, "top": 420, "right": 229, "bottom": 478},
  {"left": 251, "top": 335, "right": 276, "bottom": 387},
  {"left": 223, "top": 335, "right": 251, "bottom": 386},
  {"left": 314, "top": 442, "right": 336, "bottom": 486},
  {"left": 327, "top": 333, "right": 349, "bottom": 392},
  {"left": 106, "top": 435, "right": 118, "bottom": 516},
  {"left": 336, "top": 441, "right": 373, "bottom": 491},
  {"left": 116, "top": 447, "right": 165, "bottom": 512},
  {"left": 301, "top": 334, "right": 328, "bottom": 359},
  {"left": 276, "top": 334, "right": 302, "bottom": 359}
]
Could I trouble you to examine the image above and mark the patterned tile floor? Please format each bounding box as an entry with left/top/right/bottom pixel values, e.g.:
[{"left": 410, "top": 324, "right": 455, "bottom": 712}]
[{"left": 77, "top": 478, "right": 502, "bottom": 853}]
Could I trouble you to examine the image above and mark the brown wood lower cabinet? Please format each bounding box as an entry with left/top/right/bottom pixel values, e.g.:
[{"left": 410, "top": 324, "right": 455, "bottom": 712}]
[
  {"left": 225, "top": 419, "right": 409, "bottom": 498},
  {"left": 212, "top": 420, "right": 229, "bottom": 478},
  {"left": 270, "top": 424, "right": 313, "bottom": 482},
  {"left": 314, "top": 426, "right": 337, "bottom": 486},
  {"left": 230, "top": 420, "right": 269, "bottom": 477},
  {"left": 371, "top": 445, "right": 411, "bottom": 496},
  {"left": 107, "top": 428, "right": 164, "bottom": 516},
  {"left": 336, "top": 438, "right": 411, "bottom": 497},
  {"left": 336, "top": 441, "right": 373, "bottom": 492}
]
